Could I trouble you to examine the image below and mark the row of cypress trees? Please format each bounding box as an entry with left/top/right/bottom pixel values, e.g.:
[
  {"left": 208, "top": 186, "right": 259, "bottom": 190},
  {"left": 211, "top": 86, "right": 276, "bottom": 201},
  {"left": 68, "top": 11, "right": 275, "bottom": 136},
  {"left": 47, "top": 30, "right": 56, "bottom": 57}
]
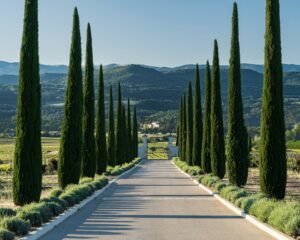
[
  {"left": 13, "top": 3, "right": 139, "bottom": 205},
  {"left": 177, "top": 0, "right": 286, "bottom": 199},
  {"left": 58, "top": 8, "right": 139, "bottom": 188}
]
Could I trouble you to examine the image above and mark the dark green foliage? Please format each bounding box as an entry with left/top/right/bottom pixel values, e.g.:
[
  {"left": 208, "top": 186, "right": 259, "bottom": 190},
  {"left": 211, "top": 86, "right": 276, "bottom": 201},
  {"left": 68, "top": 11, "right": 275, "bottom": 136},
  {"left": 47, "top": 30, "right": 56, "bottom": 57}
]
[
  {"left": 0, "top": 209, "right": 16, "bottom": 218},
  {"left": 186, "top": 82, "right": 193, "bottom": 165},
  {"left": 0, "top": 217, "right": 29, "bottom": 236},
  {"left": 13, "top": 0, "right": 42, "bottom": 205},
  {"left": 181, "top": 95, "right": 187, "bottom": 162},
  {"left": 127, "top": 99, "right": 133, "bottom": 162},
  {"left": 248, "top": 136, "right": 252, "bottom": 153},
  {"left": 17, "top": 210, "right": 43, "bottom": 227},
  {"left": 132, "top": 107, "right": 139, "bottom": 158},
  {"left": 201, "top": 61, "right": 212, "bottom": 173},
  {"left": 210, "top": 40, "right": 226, "bottom": 179},
  {"left": 115, "top": 82, "right": 123, "bottom": 165},
  {"left": 107, "top": 85, "right": 116, "bottom": 166},
  {"left": 81, "top": 23, "right": 95, "bottom": 178},
  {"left": 260, "top": 0, "right": 286, "bottom": 199},
  {"left": 227, "top": 3, "right": 248, "bottom": 186},
  {"left": 122, "top": 104, "right": 128, "bottom": 163},
  {"left": 58, "top": 8, "right": 83, "bottom": 188},
  {"left": 177, "top": 98, "right": 182, "bottom": 158},
  {"left": 95, "top": 65, "right": 107, "bottom": 174},
  {"left": 192, "top": 64, "right": 203, "bottom": 166},
  {"left": 0, "top": 228, "right": 15, "bottom": 240}
]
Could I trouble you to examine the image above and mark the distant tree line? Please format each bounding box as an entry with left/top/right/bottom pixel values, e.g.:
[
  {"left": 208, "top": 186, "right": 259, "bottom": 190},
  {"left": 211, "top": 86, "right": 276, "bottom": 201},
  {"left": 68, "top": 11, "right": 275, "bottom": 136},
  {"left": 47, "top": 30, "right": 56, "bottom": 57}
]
[
  {"left": 13, "top": 1, "right": 139, "bottom": 205},
  {"left": 177, "top": 0, "right": 286, "bottom": 200}
]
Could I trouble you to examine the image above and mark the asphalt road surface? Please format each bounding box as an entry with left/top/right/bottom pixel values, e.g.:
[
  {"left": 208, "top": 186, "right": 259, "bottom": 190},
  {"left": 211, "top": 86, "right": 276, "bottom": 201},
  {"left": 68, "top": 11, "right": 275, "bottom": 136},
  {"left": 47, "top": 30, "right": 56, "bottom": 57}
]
[{"left": 40, "top": 160, "right": 274, "bottom": 240}]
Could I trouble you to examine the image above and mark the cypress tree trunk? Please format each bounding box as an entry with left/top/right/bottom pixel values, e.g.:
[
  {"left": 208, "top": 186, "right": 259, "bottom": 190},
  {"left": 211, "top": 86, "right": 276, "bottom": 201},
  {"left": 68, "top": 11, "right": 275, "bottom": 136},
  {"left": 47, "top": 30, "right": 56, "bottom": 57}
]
[
  {"left": 58, "top": 8, "right": 83, "bottom": 188},
  {"left": 186, "top": 82, "right": 193, "bottom": 166},
  {"left": 107, "top": 85, "right": 116, "bottom": 166},
  {"left": 210, "top": 40, "right": 226, "bottom": 179},
  {"left": 227, "top": 3, "right": 248, "bottom": 186},
  {"left": 132, "top": 107, "right": 138, "bottom": 158},
  {"left": 81, "top": 23, "right": 96, "bottom": 178},
  {"left": 115, "top": 82, "right": 123, "bottom": 165},
  {"left": 181, "top": 95, "right": 187, "bottom": 162},
  {"left": 95, "top": 65, "right": 107, "bottom": 174},
  {"left": 13, "top": 0, "right": 42, "bottom": 205},
  {"left": 122, "top": 104, "right": 128, "bottom": 163},
  {"left": 192, "top": 64, "right": 203, "bottom": 166},
  {"left": 201, "top": 61, "right": 212, "bottom": 173},
  {"left": 127, "top": 99, "right": 132, "bottom": 162},
  {"left": 260, "top": 0, "right": 286, "bottom": 199}
]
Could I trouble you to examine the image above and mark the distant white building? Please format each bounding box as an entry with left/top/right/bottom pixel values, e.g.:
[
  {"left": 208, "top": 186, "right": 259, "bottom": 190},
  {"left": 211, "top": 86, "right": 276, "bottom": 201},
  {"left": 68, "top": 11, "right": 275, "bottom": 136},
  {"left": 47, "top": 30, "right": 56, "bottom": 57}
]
[{"left": 141, "top": 121, "right": 160, "bottom": 130}]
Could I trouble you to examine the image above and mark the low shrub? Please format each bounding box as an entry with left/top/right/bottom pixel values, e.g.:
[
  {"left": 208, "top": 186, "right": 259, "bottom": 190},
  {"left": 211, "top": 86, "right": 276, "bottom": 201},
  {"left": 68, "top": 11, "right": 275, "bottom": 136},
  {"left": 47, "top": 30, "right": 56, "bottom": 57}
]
[
  {"left": 45, "top": 202, "right": 64, "bottom": 216},
  {"left": 79, "top": 177, "right": 94, "bottom": 184},
  {"left": 249, "top": 198, "right": 279, "bottom": 222},
  {"left": 173, "top": 158, "right": 204, "bottom": 177},
  {"left": 0, "top": 228, "right": 15, "bottom": 240},
  {"left": 285, "top": 215, "right": 300, "bottom": 237},
  {"left": 41, "top": 196, "right": 67, "bottom": 210},
  {"left": 201, "top": 175, "right": 220, "bottom": 188},
  {"left": 0, "top": 217, "right": 29, "bottom": 236},
  {"left": 22, "top": 202, "right": 53, "bottom": 223},
  {"left": 49, "top": 188, "right": 63, "bottom": 198},
  {"left": 240, "top": 193, "right": 266, "bottom": 213},
  {"left": 0, "top": 208, "right": 16, "bottom": 218},
  {"left": 268, "top": 202, "right": 300, "bottom": 234},
  {"left": 17, "top": 210, "right": 43, "bottom": 227},
  {"left": 213, "top": 182, "right": 227, "bottom": 192}
]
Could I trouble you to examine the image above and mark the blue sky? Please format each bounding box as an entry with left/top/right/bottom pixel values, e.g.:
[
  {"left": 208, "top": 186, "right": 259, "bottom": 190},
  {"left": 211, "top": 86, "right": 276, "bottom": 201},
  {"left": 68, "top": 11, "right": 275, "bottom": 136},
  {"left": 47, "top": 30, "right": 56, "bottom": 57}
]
[{"left": 0, "top": 0, "right": 299, "bottom": 66}]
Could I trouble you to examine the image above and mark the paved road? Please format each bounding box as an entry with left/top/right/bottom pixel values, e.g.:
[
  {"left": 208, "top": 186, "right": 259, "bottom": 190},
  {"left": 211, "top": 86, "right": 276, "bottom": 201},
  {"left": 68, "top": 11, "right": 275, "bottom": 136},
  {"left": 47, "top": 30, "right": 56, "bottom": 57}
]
[{"left": 40, "top": 160, "right": 274, "bottom": 240}]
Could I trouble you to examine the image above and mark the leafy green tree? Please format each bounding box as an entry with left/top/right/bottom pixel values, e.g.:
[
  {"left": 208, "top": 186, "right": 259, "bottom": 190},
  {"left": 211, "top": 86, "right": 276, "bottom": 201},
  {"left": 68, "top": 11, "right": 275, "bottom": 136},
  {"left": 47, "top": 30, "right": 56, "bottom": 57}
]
[
  {"left": 115, "top": 82, "right": 123, "bottom": 165},
  {"left": 227, "top": 3, "right": 248, "bottom": 186},
  {"left": 132, "top": 107, "right": 139, "bottom": 158},
  {"left": 192, "top": 64, "right": 203, "bottom": 166},
  {"left": 260, "top": 0, "right": 286, "bottom": 199},
  {"left": 127, "top": 99, "right": 132, "bottom": 162},
  {"left": 107, "top": 85, "right": 116, "bottom": 166},
  {"left": 81, "top": 23, "right": 95, "bottom": 178},
  {"left": 201, "top": 61, "right": 212, "bottom": 173},
  {"left": 186, "top": 82, "right": 193, "bottom": 166},
  {"left": 13, "top": 0, "right": 42, "bottom": 205},
  {"left": 58, "top": 8, "right": 83, "bottom": 188},
  {"left": 95, "top": 65, "right": 107, "bottom": 174},
  {"left": 210, "top": 40, "right": 226, "bottom": 179}
]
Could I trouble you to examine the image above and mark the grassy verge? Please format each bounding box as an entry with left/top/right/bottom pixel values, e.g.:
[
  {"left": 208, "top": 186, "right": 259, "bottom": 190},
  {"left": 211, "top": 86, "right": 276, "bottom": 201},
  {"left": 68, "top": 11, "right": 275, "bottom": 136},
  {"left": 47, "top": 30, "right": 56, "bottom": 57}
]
[
  {"left": 173, "top": 157, "right": 300, "bottom": 239},
  {"left": 0, "top": 157, "right": 141, "bottom": 240}
]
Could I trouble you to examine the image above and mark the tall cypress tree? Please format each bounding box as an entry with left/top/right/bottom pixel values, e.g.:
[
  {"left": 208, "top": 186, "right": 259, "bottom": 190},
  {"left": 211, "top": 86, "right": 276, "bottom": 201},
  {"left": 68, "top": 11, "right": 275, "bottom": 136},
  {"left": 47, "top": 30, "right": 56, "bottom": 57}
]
[
  {"left": 58, "top": 8, "right": 83, "bottom": 188},
  {"left": 186, "top": 82, "right": 193, "bottom": 166},
  {"left": 115, "top": 82, "right": 123, "bottom": 165},
  {"left": 260, "top": 0, "right": 286, "bottom": 199},
  {"left": 181, "top": 95, "right": 187, "bottom": 162},
  {"left": 122, "top": 104, "right": 128, "bottom": 163},
  {"left": 127, "top": 99, "right": 132, "bottom": 162},
  {"left": 227, "top": 3, "right": 248, "bottom": 186},
  {"left": 13, "top": 0, "right": 42, "bottom": 205},
  {"left": 201, "top": 61, "right": 212, "bottom": 173},
  {"left": 210, "top": 40, "right": 226, "bottom": 179},
  {"left": 95, "top": 65, "right": 107, "bottom": 174},
  {"left": 132, "top": 107, "right": 138, "bottom": 158},
  {"left": 192, "top": 64, "right": 203, "bottom": 166},
  {"left": 177, "top": 98, "right": 182, "bottom": 158},
  {"left": 107, "top": 85, "right": 116, "bottom": 167},
  {"left": 81, "top": 23, "right": 95, "bottom": 178}
]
